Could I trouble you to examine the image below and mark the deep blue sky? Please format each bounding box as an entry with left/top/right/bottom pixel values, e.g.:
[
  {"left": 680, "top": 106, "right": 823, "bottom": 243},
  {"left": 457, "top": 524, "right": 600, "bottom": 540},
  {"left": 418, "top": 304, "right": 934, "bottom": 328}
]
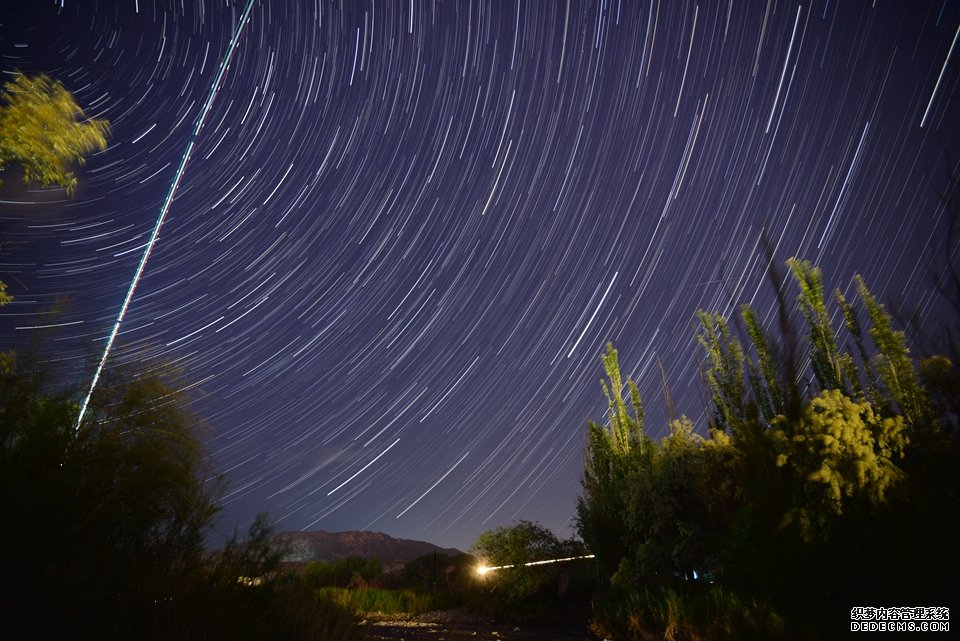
[{"left": 1, "top": 0, "right": 957, "bottom": 551}]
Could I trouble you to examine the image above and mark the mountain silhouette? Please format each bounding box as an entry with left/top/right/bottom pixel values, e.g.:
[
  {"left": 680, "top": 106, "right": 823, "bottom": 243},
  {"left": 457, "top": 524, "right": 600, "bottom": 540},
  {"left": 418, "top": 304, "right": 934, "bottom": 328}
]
[{"left": 276, "top": 530, "right": 463, "bottom": 567}]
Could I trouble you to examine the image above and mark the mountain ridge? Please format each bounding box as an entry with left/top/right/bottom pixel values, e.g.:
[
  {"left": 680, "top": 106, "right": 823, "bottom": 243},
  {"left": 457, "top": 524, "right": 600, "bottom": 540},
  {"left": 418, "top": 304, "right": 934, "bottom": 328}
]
[{"left": 276, "top": 529, "right": 464, "bottom": 566}]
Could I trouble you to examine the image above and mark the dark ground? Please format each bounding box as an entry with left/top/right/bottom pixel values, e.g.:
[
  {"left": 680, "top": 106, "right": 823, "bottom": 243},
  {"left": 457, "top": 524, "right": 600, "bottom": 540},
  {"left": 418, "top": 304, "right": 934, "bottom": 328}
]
[{"left": 361, "top": 609, "right": 596, "bottom": 641}]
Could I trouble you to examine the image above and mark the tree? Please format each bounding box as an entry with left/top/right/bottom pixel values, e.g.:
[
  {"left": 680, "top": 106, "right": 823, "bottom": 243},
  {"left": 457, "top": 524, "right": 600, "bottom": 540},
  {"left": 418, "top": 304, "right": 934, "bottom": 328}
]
[
  {"left": 0, "top": 73, "right": 110, "bottom": 321},
  {"left": 301, "top": 556, "right": 383, "bottom": 588},
  {"left": 398, "top": 551, "right": 476, "bottom": 593},
  {"left": 0, "top": 73, "right": 109, "bottom": 193},
  {"left": 576, "top": 343, "right": 649, "bottom": 577},
  {"left": 0, "top": 331, "right": 365, "bottom": 641},
  {"left": 771, "top": 389, "right": 906, "bottom": 536},
  {"left": 0, "top": 354, "right": 222, "bottom": 638},
  {"left": 577, "top": 259, "right": 960, "bottom": 639},
  {"left": 473, "top": 520, "right": 566, "bottom": 602}
]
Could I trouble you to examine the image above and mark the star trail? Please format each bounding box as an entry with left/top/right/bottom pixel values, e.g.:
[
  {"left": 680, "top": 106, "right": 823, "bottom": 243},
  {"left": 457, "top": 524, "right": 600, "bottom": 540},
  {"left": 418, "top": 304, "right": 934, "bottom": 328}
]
[
  {"left": 77, "top": 0, "right": 257, "bottom": 428},
  {"left": 1, "top": 1, "right": 957, "bottom": 551}
]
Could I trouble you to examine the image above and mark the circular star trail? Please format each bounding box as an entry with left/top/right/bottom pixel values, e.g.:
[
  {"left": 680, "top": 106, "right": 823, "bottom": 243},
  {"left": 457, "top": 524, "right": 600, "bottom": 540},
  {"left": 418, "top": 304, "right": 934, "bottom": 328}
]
[{"left": 2, "top": 1, "right": 958, "bottom": 550}]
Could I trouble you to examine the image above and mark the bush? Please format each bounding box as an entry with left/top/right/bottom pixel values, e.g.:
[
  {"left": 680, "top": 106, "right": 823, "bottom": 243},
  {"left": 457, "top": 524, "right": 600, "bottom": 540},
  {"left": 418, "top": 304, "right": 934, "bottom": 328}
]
[
  {"left": 590, "top": 585, "right": 786, "bottom": 641},
  {"left": 318, "top": 586, "right": 461, "bottom": 616},
  {"left": 160, "top": 579, "right": 364, "bottom": 641},
  {"left": 0, "top": 356, "right": 363, "bottom": 640},
  {"left": 0, "top": 357, "right": 218, "bottom": 637},
  {"left": 471, "top": 521, "right": 595, "bottom": 622},
  {"left": 395, "top": 551, "right": 477, "bottom": 594},
  {"left": 302, "top": 556, "right": 383, "bottom": 588},
  {"left": 576, "top": 261, "right": 960, "bottom": 638}
]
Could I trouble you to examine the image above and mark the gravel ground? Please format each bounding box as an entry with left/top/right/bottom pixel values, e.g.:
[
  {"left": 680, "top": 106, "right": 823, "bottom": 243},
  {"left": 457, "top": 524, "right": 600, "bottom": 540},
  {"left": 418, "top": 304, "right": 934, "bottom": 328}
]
[{"left": 360, "top": 609, "right": 597, "bottom": 641}]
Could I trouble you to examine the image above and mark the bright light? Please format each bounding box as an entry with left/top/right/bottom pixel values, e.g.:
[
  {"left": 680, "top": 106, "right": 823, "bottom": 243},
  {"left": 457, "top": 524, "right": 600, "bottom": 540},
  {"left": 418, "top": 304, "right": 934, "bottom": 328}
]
[
  {"left": 74, "top": 0, "right": 257, "bottom": 429},
  {"left": 474, "top": 554, "right": 595, "bottom": 576}
]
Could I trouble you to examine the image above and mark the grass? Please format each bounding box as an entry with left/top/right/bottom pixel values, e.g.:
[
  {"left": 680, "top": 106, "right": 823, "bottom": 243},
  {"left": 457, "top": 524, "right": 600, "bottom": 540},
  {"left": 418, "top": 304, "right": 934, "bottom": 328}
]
[
  {"left": 155, "top": 579, "right": 367, "bottom": 641},
  {"left": 589, "top": 584, "right": 787, "bottom": 641},
  {"left": 318, "top": 587, "right": 464, "bottom": 615}
]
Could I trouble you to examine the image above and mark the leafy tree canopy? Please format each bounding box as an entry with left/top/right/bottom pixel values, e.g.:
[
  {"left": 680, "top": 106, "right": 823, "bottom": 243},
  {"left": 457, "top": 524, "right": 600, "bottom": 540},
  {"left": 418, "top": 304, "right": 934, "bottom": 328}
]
[
  {"left": 473, "top": 520, "right": 563, "bottom": 567},
  {"left": 0, "top": 72, "right": 110, "bottom": 320},
  {"left": 0, "top": 354, "right": 221, "bottom": 634},
  {"left": 473, "top": 520, "right": 573, "bottom": 602},
  {"left": 0, "top": 73, "right": 109, "bottom": 193},
  {"left": 577, "top": 259, "right": 960, "bottom": 638}
]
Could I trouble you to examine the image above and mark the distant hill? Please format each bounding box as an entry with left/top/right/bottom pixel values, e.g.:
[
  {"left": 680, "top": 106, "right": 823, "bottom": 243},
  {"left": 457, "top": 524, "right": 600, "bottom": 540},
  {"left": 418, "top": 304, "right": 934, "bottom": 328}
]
[{"left": 276, "top": 530, "right": 463, "bottom": 567}]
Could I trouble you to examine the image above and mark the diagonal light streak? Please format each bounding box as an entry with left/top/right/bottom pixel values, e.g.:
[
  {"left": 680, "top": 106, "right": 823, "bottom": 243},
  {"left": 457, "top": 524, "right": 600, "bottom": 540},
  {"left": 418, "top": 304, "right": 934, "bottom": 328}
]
[
  {"left": 920, "top": 20, "right": 960, "bottom": 129},
  {"left": 76, "top": 0, "right": 257, "bottom": 428},
  {"left": 475, "top": 554, "right": 596, "bottom": 575},
  {"left": 327, "top": 439, "right": 401, "bottom": 496},
  {"left": 396, "top": 451, "right": 470, "bottom": 518}
]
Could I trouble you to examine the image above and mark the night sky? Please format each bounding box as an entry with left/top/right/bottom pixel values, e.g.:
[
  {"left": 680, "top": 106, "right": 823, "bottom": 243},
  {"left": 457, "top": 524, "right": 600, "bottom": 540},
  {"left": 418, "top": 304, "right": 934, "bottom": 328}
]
[{"left": 1, "top": 0, "right": 958, "bottom": 551}]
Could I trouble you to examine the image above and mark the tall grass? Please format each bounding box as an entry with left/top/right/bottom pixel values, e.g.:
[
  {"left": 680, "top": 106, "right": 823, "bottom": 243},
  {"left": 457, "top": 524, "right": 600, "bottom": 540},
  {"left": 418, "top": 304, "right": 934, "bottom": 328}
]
[
  {"left": 318, "top": 587, "right": 463, "bottom": 615},
  {"left": 152, "top": 579, "right": 365, "bottom": 641},
  {"left": 590, "top": 585, "right": 787, "bottom": 641}
]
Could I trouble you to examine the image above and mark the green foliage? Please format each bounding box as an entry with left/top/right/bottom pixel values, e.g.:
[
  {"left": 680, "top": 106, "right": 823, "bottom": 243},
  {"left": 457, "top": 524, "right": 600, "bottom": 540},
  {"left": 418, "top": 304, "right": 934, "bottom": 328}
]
[
  {"left": 741, "top": 305, "right": 784, "bottom": 421},
  {"left": 0, "top": 73, "right": 109, "bottom": 193},
  {"left": 577, "top": 344, "right": 649, "bottom": 575},
  {"left": 163, "top": 576, "right": 364, "bottom": 641},
  {"left": 472, "top": 520, "right": 569, "bottom": 603},
  {"left": 620, "top": 418, "right": 710, "bottom": 584},
  {"left": 318, "top": 586, "right": 461, "bottom": 616},
  {"left": 590, "top": 584, "right": 787, "bottom": 641},
  {"left": 157, "top": 516, "right": 363, "bottom": 641},
  {"left": 397, "top": 551, "right": 476, "bottom": 594},
  {"left": 772, "top": 389, "right": 906, "bottom": 537},
  {"left": 302, "top": 556, "right": 383, "bottom": 588},
  {"left": 601, "top": 343, "right": 646, "bottom": 454},
  {"left": 788, "top": 259, "right": 847, "bottom": 393},
  {"left": 0, "top": 354, "right": 361, "bottom": 640},
  {"left": 576, "top": 420, "right": 627, "bottom": 575},
  {"left": 855, "top": 276, "right": 927, "bottom": 427},
  {"left": 697, "top": 312, "right": 747, "bottom": 433},
  {"left": 921, "top": 354, "right": 960, "bottom": 435},
  {"left": 0, "top": 358, "right": 220, "bottom": 638},
  {"left": 473, "top": 520, "right": 562, "bottom": 566},
  {"left": 0, "top": 73, "right": 109, "bottom": 372},
  {"left": 578, "top": 259, "right": 960, "bottom": 639},
  {"left": 310, "top": 553, "right": 480, "bottom": 618}
]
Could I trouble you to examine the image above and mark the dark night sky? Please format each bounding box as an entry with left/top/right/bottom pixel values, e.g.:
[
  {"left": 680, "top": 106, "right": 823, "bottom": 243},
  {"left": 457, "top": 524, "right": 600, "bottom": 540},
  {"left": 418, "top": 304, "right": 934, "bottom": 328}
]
[{"left": 1, "top": 0, "right": 957, "bottom": 551}]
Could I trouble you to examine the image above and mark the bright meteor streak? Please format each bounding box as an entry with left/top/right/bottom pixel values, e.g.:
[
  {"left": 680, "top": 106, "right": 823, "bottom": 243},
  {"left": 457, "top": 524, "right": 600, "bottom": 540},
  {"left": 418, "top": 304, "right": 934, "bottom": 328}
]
[
  {"left": 475, "top": 554, "right": 596, "bottom": 576},
  {"left": 75, "top": 0, "right": 257, "bottom": 428}
]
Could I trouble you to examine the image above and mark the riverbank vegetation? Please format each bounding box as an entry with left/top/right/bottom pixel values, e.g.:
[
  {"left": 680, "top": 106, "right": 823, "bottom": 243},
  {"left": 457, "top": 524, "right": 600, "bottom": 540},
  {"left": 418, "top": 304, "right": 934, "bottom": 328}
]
[
  {"left": 575, "top": 260, "right": 960, "bottom": 640},
  {"left": 0, "top": 347, "right": 366, "bottom": 640},
  {"left": 285, "top": 537, "right": 594, "bottom": 624}
]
